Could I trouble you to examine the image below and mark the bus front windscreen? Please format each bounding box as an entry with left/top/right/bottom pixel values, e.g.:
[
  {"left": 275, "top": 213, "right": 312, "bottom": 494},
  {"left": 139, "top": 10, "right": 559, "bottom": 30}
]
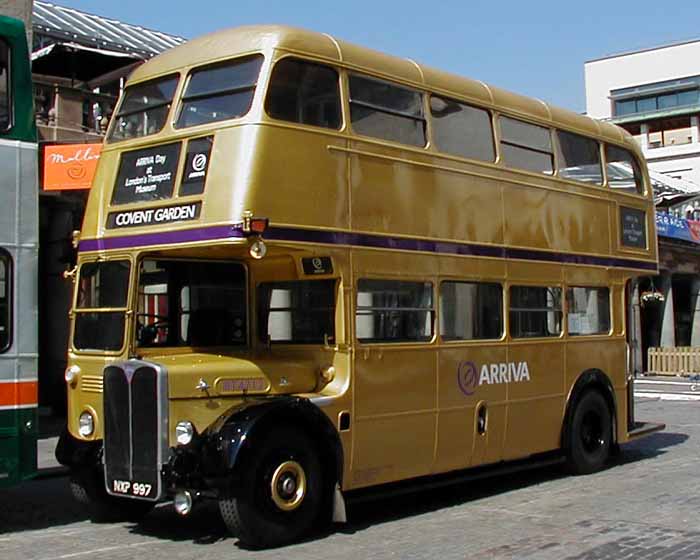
[
  {"left": 73, "top": 261, "right": 130, "bottom": 351},
  {"left": 107, "top": 75, "right": 179, "bottom": 142}
]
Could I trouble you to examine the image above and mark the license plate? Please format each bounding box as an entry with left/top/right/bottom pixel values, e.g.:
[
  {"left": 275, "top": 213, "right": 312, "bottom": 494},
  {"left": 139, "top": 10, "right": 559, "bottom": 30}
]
[{"left": 111, "top": 479, "right": 154, "bottom": 498}]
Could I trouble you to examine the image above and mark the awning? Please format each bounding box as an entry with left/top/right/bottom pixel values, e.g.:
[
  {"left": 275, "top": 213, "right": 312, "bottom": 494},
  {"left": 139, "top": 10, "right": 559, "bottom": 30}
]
[
  {"left": 32, "top": 41, "right": 139, "bottom": 62},
  {"left": 32, "top": 41, "right": 141, "bottom": 82}
]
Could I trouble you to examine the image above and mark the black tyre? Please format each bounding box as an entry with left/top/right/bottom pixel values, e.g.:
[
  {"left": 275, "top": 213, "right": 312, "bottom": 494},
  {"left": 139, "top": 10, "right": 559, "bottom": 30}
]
[
  {"left": 69, "top": 467, "right": 154, "bottom": 523},
  {"left": 565, "top": 390, "right": 613, "bottom": 475},
  {"left": 219, "top": 427, "right": 324, "bottom": 548}
]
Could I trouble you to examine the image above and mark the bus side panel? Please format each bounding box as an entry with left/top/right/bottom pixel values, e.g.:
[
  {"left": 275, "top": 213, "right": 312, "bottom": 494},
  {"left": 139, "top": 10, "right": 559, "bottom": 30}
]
[
  {"left": 503, "top": 341, "right": 565, "bottom": 459},
  {"left": 503, "top": 185, "right": 611, "bottom": 255},
  {"left": 436, "top": 343, "right": 507, "bottom": 472},
  {"left": 0, "top": 140, "right": 38, "bottom": 486},
  {"left": 349, "top": 145, "right": 504, "bottom": 246},
  {"left": 565, "top": 337, "right": 626, "bottom": 428},
  {"left": 249, "top": 126, "right": 349, "bottom": 230},
  {"left": 352, "top": 346, "right": 437, "bottom": 487}
]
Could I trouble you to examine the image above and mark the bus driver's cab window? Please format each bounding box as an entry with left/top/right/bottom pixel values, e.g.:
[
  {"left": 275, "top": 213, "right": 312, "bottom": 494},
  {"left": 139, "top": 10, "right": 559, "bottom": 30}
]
[{"left": 137, "top": 260, "right": 247, "bottom": 347}]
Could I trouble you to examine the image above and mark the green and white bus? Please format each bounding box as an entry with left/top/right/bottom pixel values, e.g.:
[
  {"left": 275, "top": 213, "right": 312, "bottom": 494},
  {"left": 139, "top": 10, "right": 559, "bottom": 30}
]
[{"left": 0, "top": 14, "right": 38, "bottom": 488}]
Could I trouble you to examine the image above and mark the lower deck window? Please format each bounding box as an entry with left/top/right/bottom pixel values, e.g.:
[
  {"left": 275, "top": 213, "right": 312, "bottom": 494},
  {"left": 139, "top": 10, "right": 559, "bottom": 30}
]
[
  {"left": 440, "top": 281, "right": 502, "bottom": 340},
  {"left": 0, "top": 251, "right": 10, "bottom": 351},
  {"left": 356, "top": 279, "right": 433, "bottom": 343},
  {"left": 510, "top": 285, "right": 562, "bottom": 338},
  {"left": 567, "top": 286, "right": 611, "bottom": 335},
  {"left": 258, "top": 280, "right": 335, "bottom": 344}
]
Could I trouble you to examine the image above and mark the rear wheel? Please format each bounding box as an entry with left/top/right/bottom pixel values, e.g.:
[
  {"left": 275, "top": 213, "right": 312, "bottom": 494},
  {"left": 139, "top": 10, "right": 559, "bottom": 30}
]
[
  {"left": 565, "top": 390, "right": 612, "bottom": 475},
  {"left": 219, "top": 427, "right": 324, "bottom": 548},
  {"left": 69, "top": 467, "right": 154, "bottom": 523}
]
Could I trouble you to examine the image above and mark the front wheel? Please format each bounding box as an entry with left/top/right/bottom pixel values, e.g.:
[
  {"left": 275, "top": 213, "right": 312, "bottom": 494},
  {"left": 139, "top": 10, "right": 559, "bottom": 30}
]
[
  {"left": 565, "top": 390, "right": 613, "bottom": 475},
  {"left": 70, "top": 467, "right": 154, "bottom": 523},
  {"left": 219, "top": 427, "right": 324, "bottom": 548}
]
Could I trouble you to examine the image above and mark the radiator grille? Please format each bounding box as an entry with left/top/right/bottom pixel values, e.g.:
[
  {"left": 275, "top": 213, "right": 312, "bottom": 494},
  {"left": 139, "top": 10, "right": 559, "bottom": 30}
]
[{"left": 102, "top": 361, "right": 167, "bottom": 501}]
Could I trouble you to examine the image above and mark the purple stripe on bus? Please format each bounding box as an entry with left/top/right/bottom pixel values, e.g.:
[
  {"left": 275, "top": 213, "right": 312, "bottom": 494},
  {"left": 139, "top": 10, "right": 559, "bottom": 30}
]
[
  {"left": 78, "top": 224, "right": 657, "bottom": 271},
  {"left": 78, "top": 225, "right": 244, "bottom": 252}
]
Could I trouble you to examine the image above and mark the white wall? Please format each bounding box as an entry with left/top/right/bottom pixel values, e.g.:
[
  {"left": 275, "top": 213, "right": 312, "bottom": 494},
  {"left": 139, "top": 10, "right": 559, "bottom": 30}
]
[{"left": 585, "top": 40, "right": 700, "bottom": 119}]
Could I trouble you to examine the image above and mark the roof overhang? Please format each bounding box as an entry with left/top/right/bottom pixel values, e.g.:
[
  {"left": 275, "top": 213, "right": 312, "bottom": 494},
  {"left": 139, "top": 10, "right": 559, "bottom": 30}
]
[{"left": 32, "top": 40, "right": 141, "bottom": 82}]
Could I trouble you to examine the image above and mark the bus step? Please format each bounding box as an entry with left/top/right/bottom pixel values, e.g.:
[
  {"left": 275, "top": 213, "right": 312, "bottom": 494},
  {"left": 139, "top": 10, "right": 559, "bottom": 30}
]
[{"left": 627, "top": 421, "right": 665, "bottom": 441}]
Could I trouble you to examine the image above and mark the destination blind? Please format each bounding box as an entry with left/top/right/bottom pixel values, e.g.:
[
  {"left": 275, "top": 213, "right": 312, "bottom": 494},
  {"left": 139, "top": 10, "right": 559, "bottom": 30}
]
[{"left": 111, "top": 142, "right": 181, "bottom": 205}]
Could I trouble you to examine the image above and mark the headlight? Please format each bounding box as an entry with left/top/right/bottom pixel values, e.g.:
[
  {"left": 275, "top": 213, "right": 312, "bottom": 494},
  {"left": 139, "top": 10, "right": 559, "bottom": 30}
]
[
  {"left": 176, "top": 421, "right": 195, "bottom": 445},
  {"left": 64, "top": 365, "right": 80, "bottom": 386},
  {"left": 78, "top": 411, "right": 94, "bottom": 437}
]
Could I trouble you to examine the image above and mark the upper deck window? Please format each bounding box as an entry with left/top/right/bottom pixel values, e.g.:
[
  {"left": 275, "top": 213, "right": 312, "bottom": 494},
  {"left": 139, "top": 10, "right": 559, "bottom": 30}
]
[
  {"left": 606, "top": 144, "right": 644, "bottom": 195},
  {"left": 556, "top": 130, "right": 602, "bottom": 185},
  {"left": 265, "top": 58, "right": 341, "bottom": 129},
  {"left": 0, "top": 39, "right": 10, "bottom": 131},
  {"left": 107, "top": 75, "right": 179, "bottom": 142},
  {"left": 176, "top": 55, "right": 263, "bottom": 128},
  {"left": 349, "top": 75, "right": 426, "bottom": 146},
  {"left": 430, "top": 96, "right": 495, "bottom": 162},
  {"left": 500, "top": 116, "right": 554, "bottom": 175}
]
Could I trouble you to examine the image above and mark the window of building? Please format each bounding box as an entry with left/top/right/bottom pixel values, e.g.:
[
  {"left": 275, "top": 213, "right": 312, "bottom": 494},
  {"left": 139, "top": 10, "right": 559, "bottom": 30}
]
[
  {"left": 258, "top": 280, "right": 335, "bottom": 344},
  {"left": 349, "top": 75, "right": 426, "bottom": 146},
  {"left": 566, "top": 287, "right": 610, "bottom": 336},
  {"left": 356, "top": 279, "right": 433, "bottom": 343},
  {"left": 0, "top": 39, "right": 10, "bottom": 131},
  {"left": 265, "top": 58, "right": 341, "bottom": 129},
  {"left": 107, "top": 75, "right": 179, "bottom": 142},
  {"left": 440, "top": 281, "right": 502, "bottom": 340},
  {"left": 509, "top": 285, "right": 562, "bottom": 338},
  {"left": 0, "top": 251, "right": 10, "bottom": 352},
  {"left": 612, "top": 75, "right": 700, "bottom": 117},
  {"left": 647, "top": 117, "right": 692, "bottom": 149},
  {"left": 430, "top": 96, "right": 495, "bottom": 161},
  {"left": 606, "top": 145, "right": 644, "bottom": 194},
  {"left": 556, "top": 130, "right": 602, "bottom": 184},
  {"left": 499, "top": 116, "right": 554, "bottom": 174},
  {"left": 176, "top": 55, "right": 263, "bottom": 128}
]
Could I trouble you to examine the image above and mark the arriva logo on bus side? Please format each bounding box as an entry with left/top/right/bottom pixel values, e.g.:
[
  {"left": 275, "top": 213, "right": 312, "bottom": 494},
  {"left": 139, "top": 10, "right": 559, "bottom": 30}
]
[{"left": 457, "top": 360, "right": 531, "bottom": 396}]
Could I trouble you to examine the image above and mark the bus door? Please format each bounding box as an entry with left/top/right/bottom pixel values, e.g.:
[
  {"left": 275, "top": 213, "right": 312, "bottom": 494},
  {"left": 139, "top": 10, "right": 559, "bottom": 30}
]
[{"left": 351, "top": 275, "right": 437, "bottom": 487}]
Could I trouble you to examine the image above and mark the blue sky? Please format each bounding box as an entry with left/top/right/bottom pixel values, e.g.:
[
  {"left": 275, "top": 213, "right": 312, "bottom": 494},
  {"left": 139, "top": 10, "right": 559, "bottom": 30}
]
[{"left": 54, "top": 0, "right": 700, "bottom": 113}]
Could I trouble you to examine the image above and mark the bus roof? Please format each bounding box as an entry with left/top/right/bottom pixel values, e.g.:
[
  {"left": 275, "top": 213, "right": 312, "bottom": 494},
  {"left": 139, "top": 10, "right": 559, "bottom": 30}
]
[{"left": 128, "top": 24, "right": 630, "bottom": 146}]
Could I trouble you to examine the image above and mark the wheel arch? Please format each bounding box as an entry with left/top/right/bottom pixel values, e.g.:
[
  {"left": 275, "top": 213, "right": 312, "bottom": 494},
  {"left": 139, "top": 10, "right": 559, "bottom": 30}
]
[
  {"left": 562, "top": 369, "right": 618, "bottom": 451},
  {"left": 215, "top": 397, "right": 344, "bottom": 490}
]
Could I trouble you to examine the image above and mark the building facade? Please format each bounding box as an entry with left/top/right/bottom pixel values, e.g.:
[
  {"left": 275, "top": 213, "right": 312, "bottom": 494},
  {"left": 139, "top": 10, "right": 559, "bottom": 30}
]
[
  {"left": 586, "top": 40, "right": 700, "bottom": 375},
  {"left": 585, "top": 40, "right": 700, "bottom": 186}
]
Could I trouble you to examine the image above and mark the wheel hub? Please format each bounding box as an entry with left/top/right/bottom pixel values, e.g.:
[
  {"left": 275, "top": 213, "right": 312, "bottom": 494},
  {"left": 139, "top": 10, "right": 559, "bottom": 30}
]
[{"left": 270, "top": 460, "right": 306, "bottom": 511}]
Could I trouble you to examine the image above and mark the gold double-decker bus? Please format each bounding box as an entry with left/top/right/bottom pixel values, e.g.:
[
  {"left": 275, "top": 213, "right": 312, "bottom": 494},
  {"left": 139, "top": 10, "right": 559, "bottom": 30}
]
[{"left": 56, "top": 25, "right": 663, "bottom": 548}]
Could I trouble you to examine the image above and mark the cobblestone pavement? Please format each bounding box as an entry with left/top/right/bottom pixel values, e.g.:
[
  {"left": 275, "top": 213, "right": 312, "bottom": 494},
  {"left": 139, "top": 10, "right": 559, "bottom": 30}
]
[{"left": 1, "top": 397, "right": 698, "bottom": 560}]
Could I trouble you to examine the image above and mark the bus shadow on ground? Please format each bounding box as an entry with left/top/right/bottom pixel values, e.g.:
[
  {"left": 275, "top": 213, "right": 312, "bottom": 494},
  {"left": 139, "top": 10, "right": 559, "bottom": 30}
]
[
  {"left": 128, "top": 430, "right": 688, "bottom": 547},
  {"left": 614, "top": 431, "right": 688, "bottom": 466},
  {"left": 0, "top": 475, "right": 88, "bottom": 534}
]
